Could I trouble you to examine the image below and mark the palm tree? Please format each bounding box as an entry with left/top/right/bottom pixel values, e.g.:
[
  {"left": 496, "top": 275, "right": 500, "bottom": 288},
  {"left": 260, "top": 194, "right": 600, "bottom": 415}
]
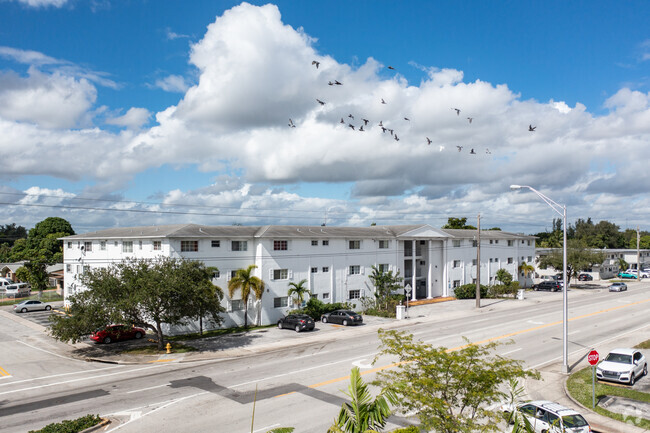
[
  {"left": 328, "top": 367, "right": 397, "bottom": 433},
  {"left": 287, "top": 279, "right": 309, "bottom": 307},
  {"left": 228, "top": 265, "right": 265, "bottom": 328},
  {"left": 518, "top": 262, "right": 535, "bottom": 288}
]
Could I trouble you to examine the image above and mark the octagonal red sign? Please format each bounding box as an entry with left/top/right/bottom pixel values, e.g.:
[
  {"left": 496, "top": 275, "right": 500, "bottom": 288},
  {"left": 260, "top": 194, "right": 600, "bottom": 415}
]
[{"left": 588, "top": 349, "right": 599, "bottom": 366}]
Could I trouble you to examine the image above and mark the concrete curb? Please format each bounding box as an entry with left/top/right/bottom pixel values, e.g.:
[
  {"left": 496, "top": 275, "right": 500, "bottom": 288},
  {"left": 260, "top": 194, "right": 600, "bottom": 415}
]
[{"left": 79, "top": 417, "right": 111, "bottom": 433}]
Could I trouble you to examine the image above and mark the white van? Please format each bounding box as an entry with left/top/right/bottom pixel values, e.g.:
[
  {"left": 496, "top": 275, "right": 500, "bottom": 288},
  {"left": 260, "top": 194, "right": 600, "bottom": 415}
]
[
  {"left": 0, "top": 278, "right": 14, "bottom": 291},
  {"left": 5, "top": 283, "right": 31, "bottom": 297}
]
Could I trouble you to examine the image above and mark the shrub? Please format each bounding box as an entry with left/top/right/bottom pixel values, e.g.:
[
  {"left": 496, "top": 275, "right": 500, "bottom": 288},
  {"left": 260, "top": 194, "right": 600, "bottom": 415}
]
[
  {"left": 390, "top": 427, "right": 421, "bottom": 433},
  {"left": 453, "top": 284, "right": 488, "bottom": 299},
  {"left": 488, "top": 282, "right": 520, "bottom": 298},
  {"left": 29, "top": 414, "right": 102, "bottom": 433},
  {"left": 288, "top": 298, "right": 353, "bottom": 321}
]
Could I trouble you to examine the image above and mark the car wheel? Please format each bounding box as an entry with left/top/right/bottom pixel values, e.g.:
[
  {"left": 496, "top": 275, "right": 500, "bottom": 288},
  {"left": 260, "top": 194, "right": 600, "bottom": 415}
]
[
  {"left": 322, "top": 317, "right": 328, "bottom": 323},
  {"left": 295, "top": 325, "right": 301, "bottom": 333},
  {"left": 643, "top": 364, "right": 648, "bottom": 376},
  {"left": 20, "top": 307, "right": 27, "bottom": 313},
  {"left": 134, "top": 332, "right": 143, "bottom": 339},
  {"left": 629, "top": 374, "right": 635, "bottom": 386},
  {"left": 45, "top": 305, "right": 51, "bottom": 311},
  {"left": 103, "top": 336, "right": 112, "bottom": 344},
  {"left": 342, "top": 319, "right": 349, "bottom": 326}
]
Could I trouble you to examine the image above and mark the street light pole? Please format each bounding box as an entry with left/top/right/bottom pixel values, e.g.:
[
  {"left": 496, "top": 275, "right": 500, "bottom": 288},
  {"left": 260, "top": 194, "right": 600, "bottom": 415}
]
[{"left": 511, "top": 184, "right": 570, "bottom": 374}]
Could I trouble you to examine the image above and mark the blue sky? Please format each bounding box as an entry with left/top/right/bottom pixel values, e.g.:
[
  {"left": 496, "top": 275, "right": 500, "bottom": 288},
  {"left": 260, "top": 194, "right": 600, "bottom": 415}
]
[{"left": 0, "top": 0, "right": 649, "bottom": 233}]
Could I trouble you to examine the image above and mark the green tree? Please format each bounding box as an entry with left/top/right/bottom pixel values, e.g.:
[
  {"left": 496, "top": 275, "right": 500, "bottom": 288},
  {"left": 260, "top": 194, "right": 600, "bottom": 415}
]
[
  {"left": 372, "top": 329, "right": 537, "bottom": 433},
  {"left": 24, "top": 260, "right": 50, "bottom": 294},
  {"left": 328, "top": 367, "right": 397, "bottom": 433},
  {"left": 188, "top": 267, "right": 224, "bottom": 335},
  {"left": 537, "top": 240, "right": 605, "bottom": 282},
  {"left": 442, "top": 217, "right": 476, "bottom": 230},
  {"left": 287, "top": 279, "right": 310, "bottom": 307},
  {"left": 10, "top": 217, "right": 75, "bottom": 263},
  {"left": 367, "top": 265, "right": 403, "bottom": 311},
  {"left": 617, "top": 257, "right": 629, "bottom": 272},
  {"left": 49, "top": 257, "right": 224, "bottom": 350},
  {"left": 0, "top": 223, "right": 27, "bottom": 247},
  {"left": 495, "top": 268, "right": 513, "bottom": 286},
  {"left": 15, "top": 266, "right": 30, "bottom": 282},
  {"left": 228, "top": 264, "right": 265, "bottom": 328},
  {"left": 517, "top": 262, "right": 535, "bottom": 288},
  {"left": 29, "top": 217, "right": 75, "bottom": 239}
]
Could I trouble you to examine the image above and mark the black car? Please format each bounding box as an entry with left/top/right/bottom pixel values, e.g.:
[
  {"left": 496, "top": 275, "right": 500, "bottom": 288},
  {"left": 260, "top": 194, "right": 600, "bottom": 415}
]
[
  {"left": 533, "top": 281, "right": 562, "bottom": 292},
  {"left": 277, "top": 314, "right": 315, "bottom": 332},
  {"left": 321, "top": 310, "right": 363, "bottom": 326},
  {"left": 578, "top": 273, "right": 593, "bottom": 281}
]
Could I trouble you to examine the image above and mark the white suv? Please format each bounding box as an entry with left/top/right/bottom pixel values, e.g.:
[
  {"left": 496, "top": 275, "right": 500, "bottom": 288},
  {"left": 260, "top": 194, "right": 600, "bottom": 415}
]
[
  {"left": 596, "top": 348, "right": 647, "bottom": 385},
  {"left": 507, "top": 401, "right": 591, "bottom": 433}
]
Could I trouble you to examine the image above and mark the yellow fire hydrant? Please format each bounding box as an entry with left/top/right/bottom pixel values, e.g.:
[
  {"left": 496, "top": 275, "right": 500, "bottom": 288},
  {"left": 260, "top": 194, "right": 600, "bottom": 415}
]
[{"left": 165, "top": 342, "right": 172, "bottom": 354}]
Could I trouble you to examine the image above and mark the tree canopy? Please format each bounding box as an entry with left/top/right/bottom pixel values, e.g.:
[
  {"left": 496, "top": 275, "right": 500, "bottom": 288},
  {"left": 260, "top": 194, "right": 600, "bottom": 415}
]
[
  {"left": 49, "top": 257, "right": 225, "bottom": 350},
  {"left": 537, "top": 239, "right": 605, "bottom": 280},
  {"left": 228, "top": 264, "right": 265, "bottom": 328},
  {"left": 442, "top": 217, "right": 477, "bottom": 230}
]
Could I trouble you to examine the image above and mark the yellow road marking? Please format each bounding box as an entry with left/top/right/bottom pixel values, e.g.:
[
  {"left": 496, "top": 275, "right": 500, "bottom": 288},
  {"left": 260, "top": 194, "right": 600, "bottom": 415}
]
[
  {"left": 273, "top": 297, "right": 650, "bottom": 398},
  {"left": 0, "top": 365, "right": 10, "bottom": 377}
]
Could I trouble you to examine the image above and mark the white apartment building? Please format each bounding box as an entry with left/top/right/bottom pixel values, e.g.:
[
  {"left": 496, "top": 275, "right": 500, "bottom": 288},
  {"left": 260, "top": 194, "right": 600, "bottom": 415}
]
[{"left": 61, "top": 224, "right": 535, "bottom": 330}]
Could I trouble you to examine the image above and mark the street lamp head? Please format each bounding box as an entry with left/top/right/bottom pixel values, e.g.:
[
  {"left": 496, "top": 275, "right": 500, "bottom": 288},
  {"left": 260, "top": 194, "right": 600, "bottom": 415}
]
[{"left": 510, "top": 184, "right": 523, "bottom": 190}]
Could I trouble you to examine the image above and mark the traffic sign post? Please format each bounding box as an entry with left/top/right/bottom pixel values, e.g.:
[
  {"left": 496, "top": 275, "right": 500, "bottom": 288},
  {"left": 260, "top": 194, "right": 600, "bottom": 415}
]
[
  {"left": 588, "top": 349, "right": 599, "bottom": 408},
  {"left": 404, "top": 284, "right": 412, "bottom": 318}
]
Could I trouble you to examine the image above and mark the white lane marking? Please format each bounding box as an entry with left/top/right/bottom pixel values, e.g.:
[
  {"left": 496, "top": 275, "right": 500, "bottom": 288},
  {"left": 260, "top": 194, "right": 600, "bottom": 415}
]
[
  {"left": 501, "top": 348, "right": 523, "bottom": 356},
  {"left": 527, "top": 320, "right": 544, "bottom": 325},
  {"left": 105, "top": 391, "right": 208, "bottom": 432},
  {"left": 254, "top": 424, "right": 280, "bottom": 433},
  {"left": 0, "top": 364, "right": 168, "bottom": 396},
  {"left": 352, "top": 359, "right": 374, "bottom": 369},
  {"left": 126, "top": 383, "right": 170, "bottom": 394},
  {"left": 568, "top": 330, "right": 581, "bottom": 335},
  {"left": 294, "top": 350, "right": 331, "bottom": 360},
  {"left": 15, "top": 340, "right": 86, "bottom": 362},
  {"left": 0, "top": 375, "right": 12, "bottom": 380},
  {"left": 0, "top": 365, "right": 124, "bottom": 387}
]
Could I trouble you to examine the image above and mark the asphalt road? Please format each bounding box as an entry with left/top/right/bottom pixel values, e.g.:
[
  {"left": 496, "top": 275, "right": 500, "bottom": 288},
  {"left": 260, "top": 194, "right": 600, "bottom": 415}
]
[{"left": 0, "top": 283, "right": 648, "bottom": 433}]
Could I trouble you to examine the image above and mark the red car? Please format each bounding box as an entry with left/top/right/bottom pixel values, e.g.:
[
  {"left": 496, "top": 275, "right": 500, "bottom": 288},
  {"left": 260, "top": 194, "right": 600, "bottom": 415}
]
[{"left": 90, "top": 324, "right": 146, "bottom": 344}]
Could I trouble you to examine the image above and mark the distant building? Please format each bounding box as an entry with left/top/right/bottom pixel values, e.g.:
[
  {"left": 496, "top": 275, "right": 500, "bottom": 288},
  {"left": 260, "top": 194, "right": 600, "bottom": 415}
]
[
  {"left": 61, "top": 224, "right": 535, "bottom": 331},
  {"left": 533, "top": 248, "right": 650, "bottom": 281}
]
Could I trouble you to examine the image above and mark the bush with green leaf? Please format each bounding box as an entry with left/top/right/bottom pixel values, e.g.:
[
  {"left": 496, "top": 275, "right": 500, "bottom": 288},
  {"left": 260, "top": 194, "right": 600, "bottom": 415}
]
[
  {"left": 28, "top": 414, "right": 102, "bottom": 433},
  {"left": 288, "top": 297, "right": 353, "bottom": 321},
  {"left": 453, "top": 284, "right": 488, "bottom": 299}
]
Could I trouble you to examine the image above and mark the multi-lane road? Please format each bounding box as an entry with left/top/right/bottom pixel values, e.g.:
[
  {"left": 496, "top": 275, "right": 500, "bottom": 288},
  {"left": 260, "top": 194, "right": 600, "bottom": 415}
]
[{"left": 0, "top": 283, "right": 648, "bottom": 432}]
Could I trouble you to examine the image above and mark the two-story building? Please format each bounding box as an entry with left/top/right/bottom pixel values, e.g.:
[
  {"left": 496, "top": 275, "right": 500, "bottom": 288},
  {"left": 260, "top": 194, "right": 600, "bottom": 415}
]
[{"left": 61, "top": 224, "right": 535, "bottom": 332}]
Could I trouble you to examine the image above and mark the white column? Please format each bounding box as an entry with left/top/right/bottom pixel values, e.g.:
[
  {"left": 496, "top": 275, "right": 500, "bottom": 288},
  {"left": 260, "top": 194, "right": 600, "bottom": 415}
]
[
  {"left": 411, "top": 240, "right": 417, "bottom": 301},
  {"left": 427, "top": 240, "right": 433, "bottom": 298},
  {"left": 442, "top": 240, "right": 448, "bottom": 297}
]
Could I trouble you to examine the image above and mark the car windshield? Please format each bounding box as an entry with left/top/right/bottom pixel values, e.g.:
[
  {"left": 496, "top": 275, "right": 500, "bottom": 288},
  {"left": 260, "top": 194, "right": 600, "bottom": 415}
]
[
  {"left": 562, "top": 414, "right": 588, "bottom": 427},
  {"left": 605, "top": 353, "right": 632, "bottom": 364}
]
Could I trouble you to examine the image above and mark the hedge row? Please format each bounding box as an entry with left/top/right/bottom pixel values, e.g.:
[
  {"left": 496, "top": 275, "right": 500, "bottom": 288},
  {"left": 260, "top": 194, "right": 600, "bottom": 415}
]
[{"left": 28, "top": 414, "right": 102, "bottom": 433}]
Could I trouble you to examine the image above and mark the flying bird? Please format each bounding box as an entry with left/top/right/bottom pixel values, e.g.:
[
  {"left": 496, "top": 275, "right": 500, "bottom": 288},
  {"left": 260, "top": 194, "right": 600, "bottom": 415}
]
[
  {"left": 381, "top": 98, "right": 387, "bottom": 104},
  {"left": 467, "top": 117, "right": 473, "bottom": 124},
  {"left": 316, "top": 99, "right": 325, "bottom": 105},
  {"left": 288, "top": 118, "right": 295, "bottom": 128},
  {"left": 348, "top": 124, "right": 355, "bottom": 130},
  {"left": 340, "top": 118, "right": 345, "bottom": 124},
  {"left": 404, "top": 117, "right": 410, "bottom": 121},
  {"left": 381, "top": 127, "right": 387, "bottom": 133},
  {"left": 312, "top": 60, "right": 320, "bottom": 68},
  {"left": 452, "top": 108, "right": 461, "bottom": 116},
  {"left": 328, "top": 81, "right": 334, "bottom": 86},
  {"left": 362, "top": 118, "right": 369, "bottom": 125},
  {"left": 387, "top": 66, "right": 395, "bottom": 70},
  {"left": 348, "top": 114, "right": 354, "bottom": 119},
  {"left": 334, "top": 80, "right": 342, "bottom": 85},
  {"left": 470, "top": 148, "right": 476, "bottom": 154},
  {"left": 378, "top": 120, "right": 383, "bottom": 127},
  {"left": 426, "top": 137, "right": 432, "bottom": 145},
  {"left": 359, "top": 125, "right": 365, "bottom": 131},
  {"left": 529, "top": 125, "right": 536, "bottom": 132},
  {"left": 485, "top": 148, "right": 491, "bottom": 154},
  {"left": 456, "top": 145, "right": 463, "bottom": 152},
  {"left": 394, "top": 134, "right": 399, "bottom": 141},
  {"left": 388, "top": 129, "right": 394, "bottom": 136}
]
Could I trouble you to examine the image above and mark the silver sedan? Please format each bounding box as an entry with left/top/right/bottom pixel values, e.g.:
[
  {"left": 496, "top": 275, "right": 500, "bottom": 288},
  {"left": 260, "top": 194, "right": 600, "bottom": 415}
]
[
  {"left": 609, "top": 282, "right": 627, "bottom": 292},
  {"left": 13, "top": 300, "right": 52, "bottom": 313}
]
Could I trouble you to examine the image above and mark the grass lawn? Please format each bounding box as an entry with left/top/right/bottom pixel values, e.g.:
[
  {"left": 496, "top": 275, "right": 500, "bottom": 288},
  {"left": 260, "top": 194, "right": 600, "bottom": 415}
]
[
  {"left": 120, "top": 342, "right": 197, "bottom": 355},
  {"left": 636, "top": 339, "right": 650, "bottom": 350},
  {"left": 167, "top": 324, "right": 275, "bottom": 341},
  {"left": 566, "top": 344, "right": 650, "bottom": 429}
]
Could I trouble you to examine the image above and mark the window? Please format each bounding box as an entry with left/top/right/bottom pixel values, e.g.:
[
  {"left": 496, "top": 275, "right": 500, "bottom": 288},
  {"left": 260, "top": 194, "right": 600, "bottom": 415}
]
[
  {"left": 472, "top": 240, "right": 478, "bottom": 247},
  {"left": 84, "top": 241, "right": 92, "bottom": 252},
  {"left": 528, "top": 256, "right": 532, "bottom": 262},
  {"left": 322, "top": 292, "right": 330, "bottom": 299},
  {"left": 66, "top": 264, "right": 71, "bottom": 272},
  {"left": 311, "top": 240, "right": 318, "bottom": 246},
  {"left": 153, "top": 241, "right": 162, "bottom": 251},
  {"left": 490, "top": 258, "right": 493, "bottom": 263},
  {"left": 378, "top": 240, "right": 389, "bottom": 249},
  {"left": 322, "top": 266, "right": 329, "bottom": 273},
  {"left": 139, "top": 240, "right": 143, "bottom": 250},
  {"left": 378, "top": 264, "right": 389, "bottom": 273},
  {"left": 231, "top": 299, "right": 244, "bottom": 311},
  {"left": 527, "top": 240, "right": 531, "bottom": 246},
  {"left": 311, "top": 267, "right": 318, "bottom": 273},
  {"left": 521, "top": 256, "right": 525, "bottom": 261},
  {"left": 100, "top": 241, "right": 106, "bottom": 251},
  {"left": 181, "top": 241, "right": 199, "bottom": 252},
  {"left": 67, "top": 242, "right": 72, "bottom": 249},
  {"left": 420, "top": 240, "right": 426, "bottom": 245},
  {"left": 452, "top": 240, "right": 461, "bottom": 247},
  {"left": 453, "top": 260, "right": 461, "bottom": 268},
  {"left": 122, "top": 241, "right": 133, "bottom": 253},
  {"left": 507, "top": 257, "right": 514, "bottom": 264},
  {"left": 212, "top": 270, "right": 220, "bottom": 279},
  {"left": 230, "top": 270, "right": 238, "bottom": 279},
  {"left": 322, "top": 240, "right": 329, "bottom": 246},
  {"left": 489, "top": 240, "right": 493, "bottom": 244},
  {"left": 274, "top": 297, "right": 288, "bottom": 308},
  {"left": 273, "top": 269, "right": 288, "bottom": 280},
  {"left": 495, "top": 240, "right": 499, "bottom": 244},
  {"left": 472, "top": 259, "right": 477, "bottom": 265},
  {"left": 348, "top": 289, "right": 361, "bottom": 299},
  {"left": 453, "top": 280, "right": 461, "bottom": 288},
  {"left": 507, "top": 240, "right": 513, "bottom": 246},
  {"left": 349, "top": 265, "right": 361, "bottom": 275},
  {"left": 232, "top": 241, "right": 247, "bottom": 251},
  {"left": 211, "top": 240, "right": 220, "bottom": 248},
  {"left": 349, "top": 240, "right": 361, "bottom": 250},
  {"left": 114, "top": 241, "right": 118, "bottom": 247},
  {"left": 274, "top": 240, "right": 288, "bottom": 251}
]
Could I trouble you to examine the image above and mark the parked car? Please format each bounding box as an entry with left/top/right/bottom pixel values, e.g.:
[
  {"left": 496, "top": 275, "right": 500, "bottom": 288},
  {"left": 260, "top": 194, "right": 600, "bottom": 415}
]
[
  {"left": 577, "top": 273, "right": 593, "bottom": 281},
  {"left": 5, "top": 283, "right": 31, "bottom": 297},
  {"left": 321, "top": 310, "right": 363, "bottom": 326},
  {"left": 0, "top": 277, "right": 13, "bottom": 289},
  {"left": 596, "top": 348, "right": 647, "bottom": 385},
  {"left": 617, "top": 271, "right": 637, "bottom": 279},
  {"left": 90, "top": 325, "right": 146, "bottom": 344},
  {"left": 501, "top": 400, "right": 590, "bottom": 433},
  {"left": 13, "top": 300, "right": 52, "bottom": 313},
  {"left": 277, "top": 314, "right": 315, "bottom": 332},
  {"left": 609, "top": 282, "right": 627, "bottom": 292},
  {"left": 533, "top": 281, "right": 562, "bottom": 292},
  {"left": 625, "top": 269, "right": 650, "bottom": 278}
]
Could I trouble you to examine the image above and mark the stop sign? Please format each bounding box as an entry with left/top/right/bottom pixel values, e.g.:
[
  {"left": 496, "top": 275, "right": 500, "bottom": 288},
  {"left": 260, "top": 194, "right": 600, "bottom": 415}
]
[{"left": 588, "top": 349, "right": 599, "bottom": 366}]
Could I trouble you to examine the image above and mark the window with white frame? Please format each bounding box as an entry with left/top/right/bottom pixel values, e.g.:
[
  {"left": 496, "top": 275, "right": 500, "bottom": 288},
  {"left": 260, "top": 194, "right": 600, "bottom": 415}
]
[
  {"left": 232, "top": 241, "right": 247, "bottom": 251},
  {"left": 67, "top": 242, "right": 72, "bottom": 249},
  {"left": 495, "top": 240, "right": 499, "bottom": 244},
  {"left": 489, "top": 239, "right": 494, "bottom": 244},
  {"left": 528, "top": 256, "right": 532, "bottom": 262},
  {"left": 452, "top": 240, "right": 461, "bottom": 247},
  {"left": 114, "top": 241, "right": 118, "bottom": 247},
  {"left": 378, "top": 240, "right": 390, "bottom": 249},
  {"left": 273, "top": 297, "right": 288, "bottom": 308},
  {"left": 507, "top": 257, "right": 514, "bottom": 264},
  {"left": 472, "top": 259, "right": 477, "bottom": 265},
  {"left": 489, "top": 258, "right": 493, "bottom": 263},
  {"left": 349, "top": 240, "right": 361, "bottom": 250},
  {"left": 453, "top": 260, "right": 461, "bottom": 268},
  {"left": 273, "top": 240, "right": 288, "bottom": 251},
  {"left": 348, "top": 289, "right": 361, "bottom": 299},
  {"left": 231, "top": 299, "right": 244, "bottom": 311},
  {"left": 139, "top": 240, "right": 143, "bottom": 250},
  {"left": 181, "top": 241, "right": 198, "bottom": 252},
  {"left": 453, "top": 280, "right": 461, "bottom": 288},
  {"left": 66, "top": 264, "right": 71, "bottom": 272},
  {"left": 153, "top": 241, "right": 162, "bottom": 251},
  {"left": 507, "top": 240, "right": 513, "bottom": 246},
  {"left": 211, "top": 240, "right": 220, "bottom": 248},
  {"left": 311, "top": 267, "right": 318, "bottom": 273},
  {"left": 349, "top": 265, "right": 361, "bottom": 275},
  {"left": 212, "top": 270, "right": 220, "bottom": 279},
  {"left": 322, "top": 266, "right": 329, "bottom": 273},
  {"left": 122, "top": 241, "right": 133, "bottom": 253},
  {"left": 322, "top": 292, "right": 330, "bottom": 299},
  {"left": 378, "top": 264, "right": 389, "bottom": 273},
  {"left": 84, "top": 241, "right": 92, "bottom": 252},
  {"left": 100, "top": 241, "right": 106, "bottom": 251},
  {"left": 322, "top": 240, "right": 329, "bottom": 246},
  {"left": 273, "top": 269, "right": 289, "bottom": 280},
  {"left": 311, "top": 240, "right": 318, "bottom": 246},
  {"left": 472, "top": 240, "right": 478, "bottom": 247},
  {"left": 527, "top": 240, "right": 531, "bottom": 246},
  {"left": 230, "top": 270, "right": 238, "bottom": 279}
]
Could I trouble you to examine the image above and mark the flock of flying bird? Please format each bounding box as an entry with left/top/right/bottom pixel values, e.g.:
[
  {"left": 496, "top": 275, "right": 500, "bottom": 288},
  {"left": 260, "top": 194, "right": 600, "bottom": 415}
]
[{"left": 286, "top": 61, "right": 538, "bottom": 155}]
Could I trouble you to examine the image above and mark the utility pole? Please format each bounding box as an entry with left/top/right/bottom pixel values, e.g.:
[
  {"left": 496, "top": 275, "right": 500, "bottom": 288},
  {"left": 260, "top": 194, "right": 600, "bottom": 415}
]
[
  {"left": 476, "top": 214, "right": 481, "bottom": 308},
  {"left": 637, "top": 226, "right": 640, "bottom": 272}
]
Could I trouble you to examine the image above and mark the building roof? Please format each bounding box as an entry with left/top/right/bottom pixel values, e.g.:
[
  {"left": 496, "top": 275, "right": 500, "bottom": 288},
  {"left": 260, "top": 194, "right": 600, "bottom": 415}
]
[{"left": 440, "top": 229, "right": 536, "bottom": 240}]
